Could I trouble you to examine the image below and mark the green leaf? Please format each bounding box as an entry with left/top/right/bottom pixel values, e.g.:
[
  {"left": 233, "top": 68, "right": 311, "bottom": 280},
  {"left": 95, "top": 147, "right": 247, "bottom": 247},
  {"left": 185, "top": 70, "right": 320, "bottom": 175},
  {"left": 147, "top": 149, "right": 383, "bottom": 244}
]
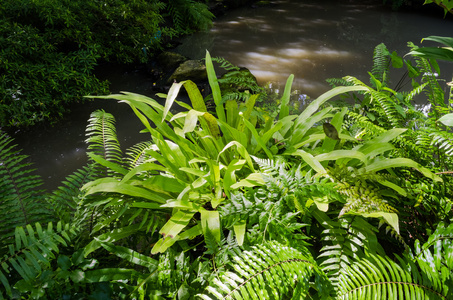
[
  {"left": 391, "top": 51, "right": 403, "bottom": 68},
  {"left": 359, "top": 158, "right": 441, "bottom": 182},
  {"left": 178, "top": 224, "right": 203, "bottom": 240},
  {"left": 296, "top": 86, "right": 367, "bottom": 126},
  {"left": 312, "top": 196, "right": 330, "bottom": 212},
  {"left": 362, "top": 212, "right": 399, "bottom": 234},
  {"left": 223, "top": 159, "right": 247, "bottom": 197},
  {"left": 86, "top": 153, "right": 128, "bottom": 175},
  {"left": 121, "top": 162, "right": 167, "bottom": 182},
  {"left": 184, "top": 80, "right": 207, "bottom": 112},
  {"left": 83, "top": 178, "right": 167, "bottom": 203},
  {"left": 233, "top": 221, "right": 247, "bottom": 246},
  {"left": 285, "top": 149, "right": 326, "bottom": 174},
  {"left": 316, "top": 150, "right": 367, "bottom": 163},
  {"left": 151, "top": 235, "right": 181, "bottom": 254},
  {"left": 219, "top": 141, "right": 255, "bottom": 172},
  {"left": 84, "top": 224, "right": 142, "bottom": 257},
  {"left": 422, "top": 36, "right": 453, "bottom": 48},
  {"left": 408, "top": 47, "right": 453, "bottom": 62},
  {"left": 83, "top": 268, "right": 145, "bottom": 283},
  {"left": 322, "top": 123, "right": 339, "bottom": 140},
  {"left": 200, "top": 209, "right": 221, "bottom": 243},
  {"left": 242, "top": 117, "right": 273, "bottom": 159},
  {"left": 230, "top": 172, "right": 265, "bottom": 189},
  {"left": 206, "top": 51, "right": 226, "bottom": 123},
  {"left": 97, "top": 239, "right": 158, "bottom": 270},
  {"left": 163, "top": 81, "right": 184, "bottom": 122},
  {"left": 437, "top": 113, "right": 453, "bottom": 126},
  {"left": 279, "top": 74, "right": 294, "bottom": 120}
]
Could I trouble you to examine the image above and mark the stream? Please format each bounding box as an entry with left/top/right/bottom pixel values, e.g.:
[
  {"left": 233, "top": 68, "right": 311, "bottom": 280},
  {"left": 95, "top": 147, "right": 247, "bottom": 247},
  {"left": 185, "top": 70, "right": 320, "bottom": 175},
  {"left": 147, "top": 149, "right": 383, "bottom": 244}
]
[{"left": 7, "top": 0, "right": 453, "bottom": 190}]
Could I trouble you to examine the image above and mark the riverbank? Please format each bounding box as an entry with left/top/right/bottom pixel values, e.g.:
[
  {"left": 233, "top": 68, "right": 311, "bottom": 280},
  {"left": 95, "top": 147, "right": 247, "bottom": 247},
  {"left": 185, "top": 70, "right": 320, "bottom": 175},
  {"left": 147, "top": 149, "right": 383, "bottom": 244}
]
[{"left": 5, "top": 0, "right": 453, "bottom": 191}]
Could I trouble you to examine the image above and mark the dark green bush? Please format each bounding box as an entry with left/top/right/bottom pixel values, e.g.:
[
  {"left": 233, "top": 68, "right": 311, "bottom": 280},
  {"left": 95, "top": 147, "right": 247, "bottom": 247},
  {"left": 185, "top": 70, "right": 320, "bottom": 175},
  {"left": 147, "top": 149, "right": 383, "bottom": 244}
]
[{"left": 0, "top": 0, "right": 214, "bottom": 127}]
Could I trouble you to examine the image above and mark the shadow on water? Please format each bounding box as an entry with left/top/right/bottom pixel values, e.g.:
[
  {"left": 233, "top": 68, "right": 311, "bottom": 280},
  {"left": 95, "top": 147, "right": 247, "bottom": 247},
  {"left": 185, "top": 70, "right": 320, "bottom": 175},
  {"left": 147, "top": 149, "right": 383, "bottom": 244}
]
[
  {"left": 175, "top": 0, "right": 453, "bottom": 97},
  {"left": 6, "top": 0, "right": 453, "bottom": 190}
]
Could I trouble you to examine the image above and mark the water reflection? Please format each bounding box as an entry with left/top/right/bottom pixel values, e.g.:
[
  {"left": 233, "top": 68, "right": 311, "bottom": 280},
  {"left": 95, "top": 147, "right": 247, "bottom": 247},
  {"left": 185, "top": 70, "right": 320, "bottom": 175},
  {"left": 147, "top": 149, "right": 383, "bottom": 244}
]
[{"left": 176, "top": 0, "right": 453, "bottom": 98}]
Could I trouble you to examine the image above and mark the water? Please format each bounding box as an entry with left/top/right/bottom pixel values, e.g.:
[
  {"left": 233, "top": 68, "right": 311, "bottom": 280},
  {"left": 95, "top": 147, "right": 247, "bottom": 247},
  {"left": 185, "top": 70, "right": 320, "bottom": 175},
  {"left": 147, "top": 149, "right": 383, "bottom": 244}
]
[
  {"left": 176, "top": 0, "right": 453, "bottom": 97},
  {"left": 7, "top": 0, "right": 453, "bottom": 190}
]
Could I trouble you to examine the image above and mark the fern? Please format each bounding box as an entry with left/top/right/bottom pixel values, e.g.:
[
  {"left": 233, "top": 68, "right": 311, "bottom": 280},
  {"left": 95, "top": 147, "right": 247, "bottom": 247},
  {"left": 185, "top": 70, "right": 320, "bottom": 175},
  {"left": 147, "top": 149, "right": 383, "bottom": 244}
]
[
  {"left": 407, "top": 42, "right": 446, "bottom": 115},
  {"left": 412, "top": 222, "right": 453, "bottom": 296},
  {"left": 0, "top": 221, "right": 79, "bottom": 299},
  {"left": 198, "top": 241, "right": 331, "bottom": 299},
  {"left": 338, "top": 252, "right": 450, "bottom": 299},
  {"left": 371, "top": 43, "right": 390, "bottom": 86},
  {"left": 124, "top": 140, "right": 156, "bottom": 169},
  {"left": 336, "top": 222, "right": 453, "bottom": 299},
  {"left": 345, "top": 111, "right": 386, "bottom": 140},
  {"left": 48, "top": 164, "right": 97, "bottom": 223},
  {"left": 0, "top": 131, "right": 51, "bottom": 244},
  {"left": 211, "top": 57, "right": 240, "bottom": 72},
  {"left": 85, "top": 109, "right": 123, "bottom": 176},
  {"left": 166, "top": 0, "right": 214, "bottom": 33},
  {"left": 316, "top": 212, "right": 385, "bottom": 287}
]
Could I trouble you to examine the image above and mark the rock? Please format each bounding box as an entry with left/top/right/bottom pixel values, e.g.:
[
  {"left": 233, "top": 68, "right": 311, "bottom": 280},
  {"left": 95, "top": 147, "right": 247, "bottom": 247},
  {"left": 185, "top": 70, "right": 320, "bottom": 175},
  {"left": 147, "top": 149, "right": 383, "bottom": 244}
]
[
  {"left": 157, "top": 51, "right": 188, "bottom": 71},
  {"left": 167, "top": 60, "right": 207, "bottom": 84}
]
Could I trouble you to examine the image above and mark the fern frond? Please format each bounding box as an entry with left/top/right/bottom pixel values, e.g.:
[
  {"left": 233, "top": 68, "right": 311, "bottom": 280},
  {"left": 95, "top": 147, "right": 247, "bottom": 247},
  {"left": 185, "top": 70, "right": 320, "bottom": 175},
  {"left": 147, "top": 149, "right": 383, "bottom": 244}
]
[
  {"left": 326, "top": 77, "right": 353, "bottom": 88},
  {"left": 408, "top": 42, "right": 446, "bottom": 112},
  {"left": 167, "top": 0, "right": 213, "bottom": 32},
  {"left": 211, "top": 56, "right": 240, "bottom": 72},
  {"left": 48, "top": 164, "right": 97, "bottom": 223},
  {"left": 0, "top": 221, "right": 79, "bottom": 299},
  {"left": 428, "top": 129, "right": 453, "bottom": 156},
  {"left": 338, "top": 253, "right": 449, "bottom": 299},
  {"left": 404, "top": 81, "right": 429, "bottom": 103},
  {"left": 316, "top": 212, "right": 384, "bottom": 287},
  {"left": 0, "top": 131, "right": 51, "bottom": 243},
  {"left": 345, "top": 111, "right": 386, "bottom": 139},
  {"left": 371, "top": 43, "right": 390, "bottom": 86},
  {"left": 412, "top": 222, "right": 453, "bottom": 297},
  {"left": 198, "top": 241, "right": 331, "bottom": 299},
  {"left": 85, "top": 109, "right": 123, "bottom": 175},
  {"left": 368, "top": 89, "right": 402, "bottom": 127},
  {"left": 124, "top": 140, "right": 156, "bottom": 169}
]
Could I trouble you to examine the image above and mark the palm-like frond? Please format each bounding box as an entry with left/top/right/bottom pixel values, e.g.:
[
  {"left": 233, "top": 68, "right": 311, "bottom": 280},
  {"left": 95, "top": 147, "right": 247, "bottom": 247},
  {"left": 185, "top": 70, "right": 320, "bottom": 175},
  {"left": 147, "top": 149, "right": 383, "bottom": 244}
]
[
  {"left": 0, "top": 131, "right": 51, "bottom": 243},
  {"left": 198, "top": 241, "right": 331, "bottom": 299}
]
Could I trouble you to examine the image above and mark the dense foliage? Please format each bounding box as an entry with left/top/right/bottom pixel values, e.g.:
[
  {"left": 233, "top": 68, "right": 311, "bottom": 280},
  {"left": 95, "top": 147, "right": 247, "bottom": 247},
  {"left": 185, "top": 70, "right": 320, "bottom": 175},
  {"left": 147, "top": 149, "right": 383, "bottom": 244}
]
[
  {"left": 0, "top": 0, "right": 214, "bottom": 127},
  {"left": 1, "top": 37, "right": 452, "bottom": 298},
  {"left": 384, "top": 0, "right": 453, "bottom": 15}
]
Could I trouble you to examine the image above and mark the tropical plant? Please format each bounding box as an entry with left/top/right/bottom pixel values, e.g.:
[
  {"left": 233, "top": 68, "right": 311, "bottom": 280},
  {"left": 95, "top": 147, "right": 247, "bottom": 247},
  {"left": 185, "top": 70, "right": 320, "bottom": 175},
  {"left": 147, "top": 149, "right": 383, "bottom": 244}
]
[
  {"left": 0, "top": 131, "right": 52, "bottom": 246},
  {"left": 1, "top": 42, "right": 453, "bottom": 299},
  {"left": 424, "top": 0, "right": 453, "bottom": 15}
]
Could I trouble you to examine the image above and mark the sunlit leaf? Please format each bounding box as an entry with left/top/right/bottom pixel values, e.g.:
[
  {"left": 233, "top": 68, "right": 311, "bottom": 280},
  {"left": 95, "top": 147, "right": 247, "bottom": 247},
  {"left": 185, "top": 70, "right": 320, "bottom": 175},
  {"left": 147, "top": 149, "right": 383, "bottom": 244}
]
[
  {"left": 200, "top": 209, "right": 221, "bottom": 243},
  {"left": 233, "top": 221, "right": 247, "bottom": 246},
  {"left": 163, "top": 81, "right": 184, "bottom": 122},
  {"left": 437, "top": 113, "right": 453, "bottom": 126}
]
